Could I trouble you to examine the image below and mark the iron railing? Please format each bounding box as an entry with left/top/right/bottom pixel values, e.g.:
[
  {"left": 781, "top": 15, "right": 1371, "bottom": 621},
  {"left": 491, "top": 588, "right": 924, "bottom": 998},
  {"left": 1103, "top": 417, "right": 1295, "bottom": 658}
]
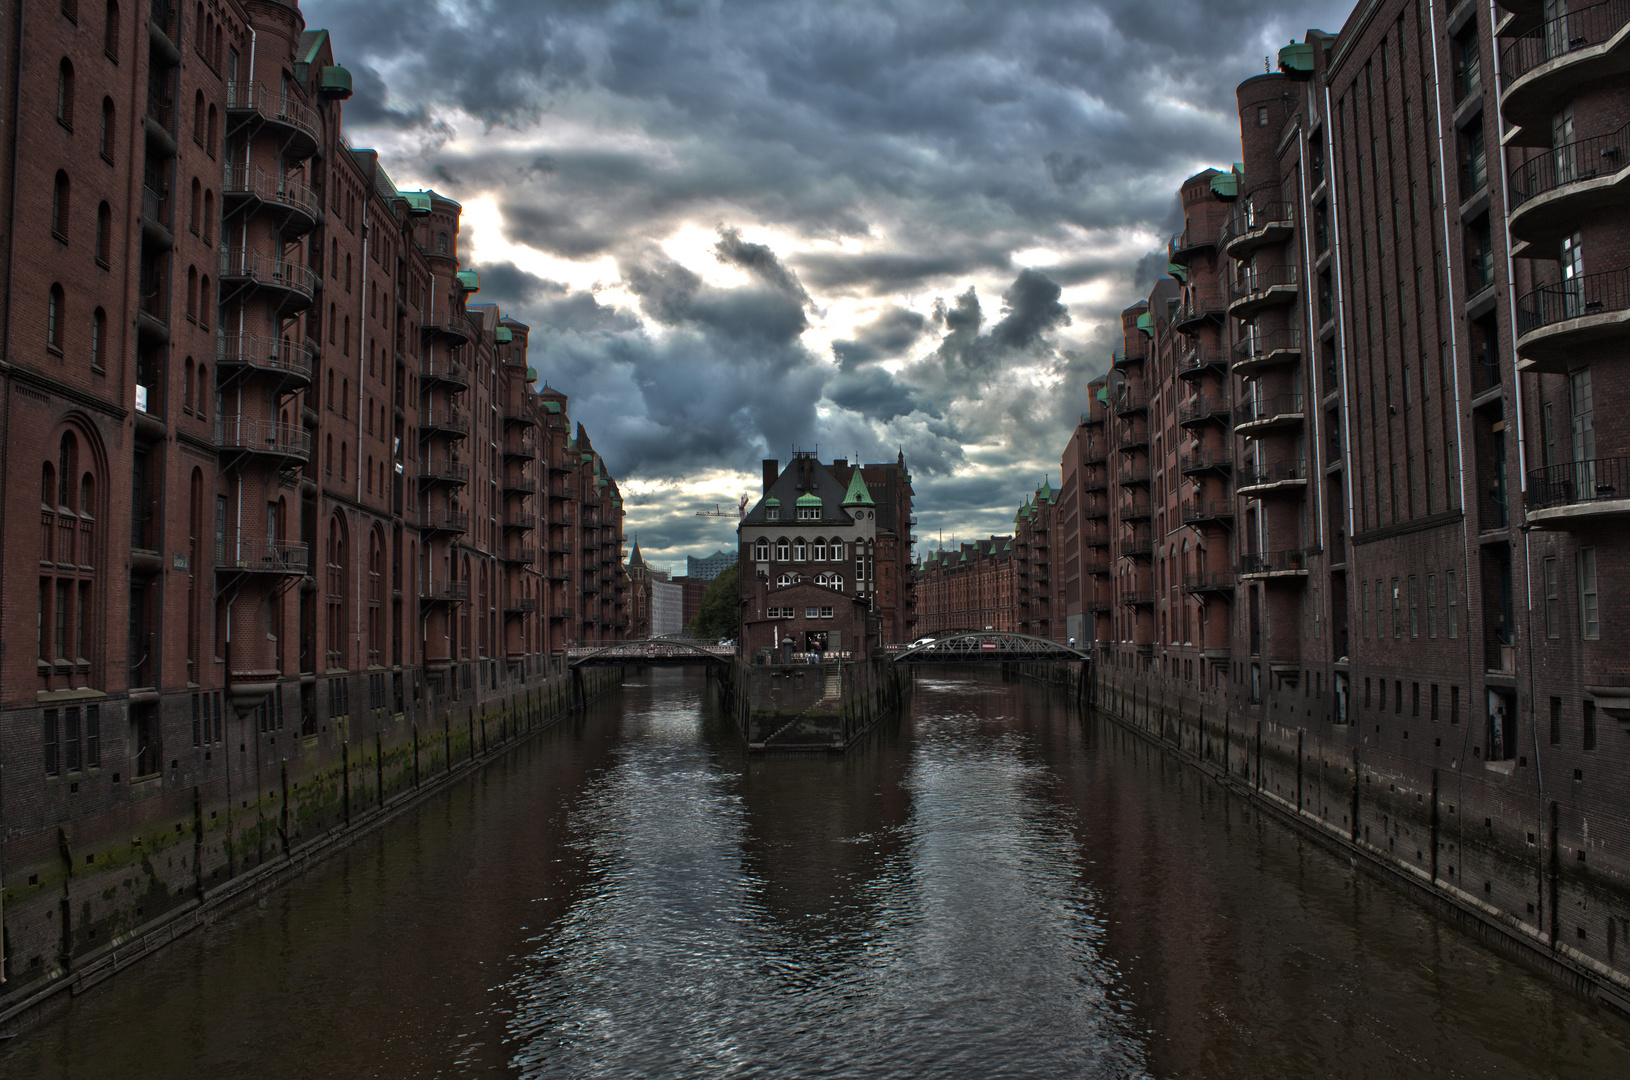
[
  {"left": 1182, "top": 499, "right": 1235, "bottom": 524},
  {"left": 1234, "top": 393, "right": 1305, "bottom": 427},
  {"left": 1220, "top": 200, "right": 1293, "bottom": 247},
  {"left": 419, "top": 460, "right": 469, "bottom": 485},
  {"left": 221, "top": 164, "right": 318, "bottom": 220},
  {"left": 224, "top": 81, "right": 319, "bottom": 146},
  {"left": 1501, "top": 0, "right": 1630, "bottom": 83},
  {"left": 1232, "top": 327, "right": 1303, "bottom": 364},
  {"left": 217, "top": 332, "right": 315, "bottom": 381},
  {"left": 421, "top": 580, "right": 470, "bottom": 602},
  {"left": 214, "top": 416, "right": 311, "bottom": 459},
  {"left": 1509, "top": 121, "right": 1630, "bottom": 206},
  {"left": 219, "top": 248, "right": 316, "bottom": 300},
  {"left": 1177, "top": 345, "right": 1227, "bottom": 377},
  {"left": 1180, "top": 447, "right": 1233, "bottom": 473},
  {"left": 1178, "top": 396, "right": 1231, "bottom": 424},
  {"left": 1230, "top": 264, "right": 1298, "bottom": 300},
  {"left": 1239, "top": 547, "right": 1321, "bottom": 575},
  {"left": 1516, "top": 266, "right": 1630, "bottom": 333},
  {"left": 1526, "top": 455, "right": 1630, "bottom": 510},
  {"left": 1184, "top": 571, "right": 1235, "bottom": 593},
  {"left": 215, "top": 538, "right": 309, "bottom": 574},
  {"left": 1238, "top": 460, "right": 1308, "bottom": 490}
]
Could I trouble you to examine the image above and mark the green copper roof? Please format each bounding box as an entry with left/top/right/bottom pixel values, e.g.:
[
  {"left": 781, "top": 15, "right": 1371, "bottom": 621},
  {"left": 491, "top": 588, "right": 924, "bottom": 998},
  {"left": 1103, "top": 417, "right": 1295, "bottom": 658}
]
[
  {"left": 543, "top": 399, "right": 561, "bottom": 414},
  {"left": 526, "top": 366, "right": 539, "bottom": 383},
  {"left": 764, "top": 497, "right": 780, "bottom": 507},
  {"left": 1037, "top": 478, "right": 1054, "bottom": 503},
  {"left": 841, "top": 471, "right": 874, "bottom": 506},
  {"left": 456, "top": 270, "right": 480, "bottom": 292},
  {"left": 319, "top": 65, "right": 353, "bottom": 100},
  {"left": 795, "top": 492, "right": 822, "bottom": 507},
  {"left": 1136, "top": 311, "right": 1154, "bottom": 337},
  {"left": 494, "top": 326, "right": 513, "bottom": 343},
  {"left": 401, "top": 191, "right": 433, "bottom": 215},
  {"left": 1167, "top": 261, "right": 1187, "bottom": 282}
]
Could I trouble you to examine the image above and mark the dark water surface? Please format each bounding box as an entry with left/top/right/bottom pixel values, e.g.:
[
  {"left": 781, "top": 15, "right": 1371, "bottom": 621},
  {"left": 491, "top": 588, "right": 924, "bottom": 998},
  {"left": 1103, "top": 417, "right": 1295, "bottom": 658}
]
[{"left": 7, "top": 668, "right": 1630, "bottom": 1079}]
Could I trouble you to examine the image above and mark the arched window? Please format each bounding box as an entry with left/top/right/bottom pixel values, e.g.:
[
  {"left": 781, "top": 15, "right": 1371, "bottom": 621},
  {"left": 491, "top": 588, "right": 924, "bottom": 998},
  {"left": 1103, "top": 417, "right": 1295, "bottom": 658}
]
[
  {"left": 437, "top": 231, "right": 448, "bottom": 253},
  {"left": 326, "top": 513, "right": 349, "bottom": 668},
  {"left": 193, "top": 2, "right": 204, "bottom": 51},
  {"left": 198, "top": 275, "right": 210, "bottom": 328},
  {"left": 830, "top": 539, "right": 844, "bottom": 562},
  {"left": 193, "top": 89, "right": 205, "bottom": 144},
  {"left": 100, "top": 98, "right": 114, "bottom": 160},
  {"left": 90, "top": 308, "right": 105, "bottom": 369},
  {"left": 183, "top": 357, "right": 194, "bottom": 410},
  {"left": 776, "top": 539, "right": 790, "bottom": 562},
  {"left": 793, "top": 540, "right": 807, "bottom": 562},
  {"left": 201, "top": 190, "right": 213, "bottom": 244},
  {"left": 42, "top": 462, "right": 55, "bottom": 507},
  {"left": 195, "top": 364, "right": 207, "bottom": 418},
  {"left": 96, "top": 202, "right": 111, "bottom": 263},
  {"left": 776, "top": 573, "right": 794, "bottom": 587},
  {"left": 813, "top": 539, "right": 826, "bottom": 562},
  {"left": 754, "top": 539, "right": 769, "bottom": 562},
  {"left": 40, "top": 427, "right": 100, "bottom": 686},
  {"left": 340, "top": 442, "right": 348, "bottom": 481},
  {"left": 325, "top": 434, "right": 333, "bottom": 476},
  {"left": 190, "top": 178, "right": 201, "bottom": 233},
  {"left": 343, "top": 315, "right": 350, "bottom": 355},
  {"left": 52, "top": 171, "right": 69, "bottom": 238},
  {"left": 57, "top": 435, "right": 74, "bottom": 507},
  {"left": 368, "top": 527, "right": 385, "bottom": 665},
  {"left": 47, "top": 284, "right": 64, "bottom": 351},
  {"left": 328, "top": 302, "right": 336, "bottom": 344},
  {"left": 331, "top": 238, "right": 338, "bottom": 279},
  {"left": 341, "top": 378, "right": 349, "bottom": 418},
  {"left": 206, "top": 104, "right": 218, "bottom": 153},
  {"left": 62, "top": 0, "right": 79, "bottom": 21},
  {"left": 828, "top": 574, "right": 843, "bottom": 592},
  {"left": 104, "top": 0, "right": 119, "bottom": 58},
  {"left": 186, "top": 265, "right": 198, "bottom": 319},
  {"left": 57, "top": 59, "right": 74, "bottom": 128},
  {"left": 365, "top": 454, "right": 373, "bottom": 492},
  {"left": 345, "top": 253, "right": 352, "bottom": 292}
]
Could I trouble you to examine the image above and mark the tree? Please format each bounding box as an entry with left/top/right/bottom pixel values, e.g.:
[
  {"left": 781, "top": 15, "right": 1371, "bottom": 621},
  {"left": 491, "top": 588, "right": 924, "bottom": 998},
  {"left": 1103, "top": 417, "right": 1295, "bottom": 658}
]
[{"left": 690, "top": 562, "right": 739, "bottom": 640}]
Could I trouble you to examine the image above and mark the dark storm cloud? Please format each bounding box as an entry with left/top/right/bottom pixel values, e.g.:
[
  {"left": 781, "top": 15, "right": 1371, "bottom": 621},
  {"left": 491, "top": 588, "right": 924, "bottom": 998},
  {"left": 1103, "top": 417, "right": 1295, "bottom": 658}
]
[{"left": 305, "top": 0, "right": 1355, "bottom": 554}]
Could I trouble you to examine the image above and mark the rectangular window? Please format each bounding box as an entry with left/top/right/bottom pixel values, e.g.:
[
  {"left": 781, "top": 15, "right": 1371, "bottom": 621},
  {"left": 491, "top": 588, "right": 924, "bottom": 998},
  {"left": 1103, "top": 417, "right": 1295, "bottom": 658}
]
[
  {"left": 43, "top": 708, "right": 60, "bottom": 776},
  {"left": 1584, "top": 701, "right": 1597, "bottom": 752},
  {"left": 766, "top": 508, "right": 779, "bottom": 521},
  {"left": 1427, "top": 574, "right": 1437, "bottom": 638},
  {"left": 1412, "top": 683, "right": 1420, "bottom": 717},
  {"left": 55, "top": 579, "right": 70, "bottom": 659},
  {"left": 1361, "top": 580, "right": 1370, "bottom": 638},
  {"left": 1451, "top": 685, "right": 1460, "bottom": 724},
  {"left": 85, "top": 703, "right": 99, "bottom": 767},
  {"left": 1365, "top": 677, "right": 1372, "bottom": 709},
  {"left": 820, "top": 606, "right": 833, "bottom": 618},
  {"left": 1395, "top": 680, "right": 1403, "bottom": 714},
  {"left": 793, "top": 542, "right": 806, "bottom": 562},
  {"left": 192, "top": 693, "right": 202, "bottom": 747},
  {"left": 1446, "top": 570, "right": 1458, "bottom": 638},
  {"left": 1431, "top": 684, "right": 1440, "bottom": 723},
  {"left": 805, "top": 607, "right": 819, "bottom": 619},
  {"left": 1409, "top": 576, "right": 1419, "bottom": 637},
  {"left": 1544, "top": 557, "right": 1560, "bottom": 638},
  {"left": 1578, "top": 548, "right": 1599, "bottom": 638},
  {"left": 1550, "top": 697, "right": 1562, "bottom": 745},
  {"left": 64, "top": 705, "right": 81, "bottom": 771},
  {"left": 1391, "top": 578, "right": 1401, "bottom": 638}
]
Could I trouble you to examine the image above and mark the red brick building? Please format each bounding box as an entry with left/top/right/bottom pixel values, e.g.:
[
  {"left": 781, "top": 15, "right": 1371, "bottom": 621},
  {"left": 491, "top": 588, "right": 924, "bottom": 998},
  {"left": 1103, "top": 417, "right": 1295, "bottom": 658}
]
[
  {"left": 1, "top": 0, "right": 624, "bottom": 990},
  {"left": 1065, "top": 0, "right": 1630, "bottom": 1003},
  {"left": 914, "top": 537, "right": 1017, "bottom": 636}
]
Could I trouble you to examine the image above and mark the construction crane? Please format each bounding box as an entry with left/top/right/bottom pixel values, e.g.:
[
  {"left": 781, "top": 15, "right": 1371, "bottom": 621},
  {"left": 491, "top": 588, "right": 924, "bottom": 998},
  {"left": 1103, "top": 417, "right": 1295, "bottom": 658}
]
[{"left": 695, "top": 494, "right": 749, "bottom": 520}]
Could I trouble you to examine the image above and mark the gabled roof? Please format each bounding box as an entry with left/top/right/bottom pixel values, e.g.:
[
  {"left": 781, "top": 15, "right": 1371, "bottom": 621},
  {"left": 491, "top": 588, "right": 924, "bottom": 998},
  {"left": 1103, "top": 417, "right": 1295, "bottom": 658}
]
[
  {"left": 741, "top": 459, "right": 855, "bottom": 527},
  {"left": 842, "top": 470, "right": 874, "bottom": 506}
]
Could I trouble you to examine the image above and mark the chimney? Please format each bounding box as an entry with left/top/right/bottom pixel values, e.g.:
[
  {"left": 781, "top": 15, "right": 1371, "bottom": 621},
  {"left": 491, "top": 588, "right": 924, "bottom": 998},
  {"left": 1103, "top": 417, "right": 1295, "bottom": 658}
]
[
  {"left": 833, "top": 457, "right": 847, "bottom": 470},
  {"left": 762, "top": 459, "right": 779, "bottom": 493}
]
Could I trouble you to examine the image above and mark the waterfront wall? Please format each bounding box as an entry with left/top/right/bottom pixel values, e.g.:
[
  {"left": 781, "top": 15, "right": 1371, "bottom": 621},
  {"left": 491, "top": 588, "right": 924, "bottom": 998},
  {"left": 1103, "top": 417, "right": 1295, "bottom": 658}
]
[
  {"left": 0, "top": 663, "right": 620, "bottom": 1031},
  {"left": 1067, "top": 661, "right": 1630, "bottom": 1017},
  {"left": 724, "top": 657, "right": 907, "bottom": 751}
]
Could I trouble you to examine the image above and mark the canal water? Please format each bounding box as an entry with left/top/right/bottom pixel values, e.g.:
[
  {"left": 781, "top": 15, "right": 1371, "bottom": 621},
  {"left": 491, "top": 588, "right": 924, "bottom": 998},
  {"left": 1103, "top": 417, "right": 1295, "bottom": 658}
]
[{"left": 7, "top": 668, "right": 1630, "bottom": 1078}]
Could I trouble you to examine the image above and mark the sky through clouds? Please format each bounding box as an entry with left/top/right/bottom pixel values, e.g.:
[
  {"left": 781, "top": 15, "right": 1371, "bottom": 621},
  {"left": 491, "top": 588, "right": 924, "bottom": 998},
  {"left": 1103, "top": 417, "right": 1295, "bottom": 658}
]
[{"left": 304, "top": 0, "right": 1354, "bottom": 573}]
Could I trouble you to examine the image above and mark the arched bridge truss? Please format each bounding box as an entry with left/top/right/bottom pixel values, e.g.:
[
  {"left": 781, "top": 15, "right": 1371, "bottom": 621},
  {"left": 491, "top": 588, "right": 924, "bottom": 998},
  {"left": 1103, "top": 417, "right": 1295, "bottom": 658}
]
[
  {"left": 888, "top": 632, "right": 1091, "bottom": 664},
  {"left": 567, "top": 640, "right": 735, "bottom": 668}
]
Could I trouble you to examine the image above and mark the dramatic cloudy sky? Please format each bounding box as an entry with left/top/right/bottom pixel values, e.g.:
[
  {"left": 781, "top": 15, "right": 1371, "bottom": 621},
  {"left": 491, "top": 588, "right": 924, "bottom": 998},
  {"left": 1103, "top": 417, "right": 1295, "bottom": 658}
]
[{"left": 305, "top": 0, "right": 1352, "bottom": 573}]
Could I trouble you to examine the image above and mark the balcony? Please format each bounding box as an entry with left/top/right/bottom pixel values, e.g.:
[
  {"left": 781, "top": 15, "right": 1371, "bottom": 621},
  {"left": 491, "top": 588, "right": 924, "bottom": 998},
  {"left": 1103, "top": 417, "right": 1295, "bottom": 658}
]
[
  {"left": 225, "top": 82, "right": 320, "bottom": 158},
  {"left": 504, "top": 512, "right": 537, "bottom": 532},
  {"left": 504, "top": 474, "right": 537, "bottom": 495},
  {"left": 215, "top": 538, "right": 309, "bottom": 577},
  {"left": 1507, "top": 122, "right": 1630, "bottom": 249},
  {"left": 221, "top": 165, "right": 319, "bottom": 234},
  {"left": 1237, "top": 460, "right": 1308, "bottom": 497},
  {"left": 1234, "top": 393, "right": 1305, "bottom": 436},
  {"left": 219, "top": 248, "right": 316, "bottom": 312},
  {"left": 1121, "top": 526, "right": 1155, "bottom": 558},
  {"left": 1227, "top": 265, "right": 1299, "bottom": 319},
  {"left": 419, "top": 509, "right": 469, "bottom": 535},
  {"left": 1178, "top": 394, "right": 1231, "bottom": 427},
  {"left": 1113, "top": 388, "right": 1149, "bottom": 416},
  {"left": 420, "top": 580, "right": 470, "bottom": 604},
  {"left": 505, "top": 597, "right": 539, "bottom": 617},
  {"left": 1168, "top": 225, "right": 1219, "bottom": 266},
  {"left": 504, "top": 436, "right": 537, "bottom": 461},
  {"left": 1525, "top": 455, "right": 1630, "bottom": 528},
  {"left": 1176, "top": 345, "right": 1228, "bottom": 380},
  {"left": 1238, "top": 547, "right": 1320, "bottom": 581},
  {"left": 1083, "top": 503, "right": 1110, "bottom": 520},
  {"left": 217, "top": 332, "right": 315, "bottom": 389},
  {"left": 1231, "top": 328, "right": 1303, "bottom": 375},
  {"left": 1184, "top": 570, "right": 1235, "bottom": 595},
  {"left": 1119, "top": 496, "right": 1152, "bottom": 521},
  {"left": 1117, "top": 461, "right": 1151, "bottom": 487},
  {"left": 550, "top": 607, "right": 576, "bottom": 622},
  {"left": 1079, "top": 408, "right": 1106, "bottom": 427},
  {"left": 1116, "top": 424, "right": 1148, "bottom": 451},
  {"left": 215, "top": 417, "right": 311, "bottom": 465},
  {"left": 1182, "top": 499, "right": 1235, "bottom": 526},
  {"left": 1499, "top": 0, "right": 1630, "bottom": 144},
  {"left": 420, "top": 409, "right": 470, "bottom": 438},
  {"left": 420, "top": 359, "right": 470, "bottom": 390},
  {"left": 140, "top": 185, "right": 172, "bottom": 248},
  {"left": 1082, "top": 468, "right": 1109, "bottom": 493},
  {"left": 502, "top": 548, "right": 536, "bottom": 565},
  {"left": 504, "top": 406, "right": 538, "bottom": 428},
  {"left": 1173, "top": 290, "right": 1227, "bottom": 333},
  {"left": 1122, "top": 589, "right": 1156, "bottom": 606},
  {"left": 1085, "top": 556, "right": 1111, "bottom": 575},
  {"left": 1514, "top": 266, "right": 1630, "bottom": 370},
  {"left": 1112, "top": 340, "right": 1149, "bottom": 368},
  {"left": 421, "top": 313, "right": 473, "bottom": 344},
  {"left": 1221, "top": 200, "right": 1294, "bottom": 259},
  {"left": 418, "top": 459, "right": 469, "bottom": 487},
  {"left": 1179, "top": 447, "right": 1232, "bottom": 475}
]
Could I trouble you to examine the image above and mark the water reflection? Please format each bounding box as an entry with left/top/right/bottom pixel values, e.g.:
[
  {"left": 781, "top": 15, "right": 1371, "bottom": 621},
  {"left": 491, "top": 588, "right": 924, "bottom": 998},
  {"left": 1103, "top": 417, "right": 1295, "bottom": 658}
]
[{"left": 4, "top": 668, "right": 1628, "bottom": 1080}]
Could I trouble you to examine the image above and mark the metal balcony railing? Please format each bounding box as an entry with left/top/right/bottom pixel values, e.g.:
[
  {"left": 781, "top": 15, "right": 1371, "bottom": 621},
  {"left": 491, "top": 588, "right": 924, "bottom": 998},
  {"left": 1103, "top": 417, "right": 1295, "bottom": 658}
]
[
  {"left": 1229, "top": 265, "right": 1298, "bottom": 300},
  {"left": 420, "top": 359, "right": 469, "bottom": 385},
  {"left": 1182, "top": 499, "right": 1235, "bottom": 524},
  {"left": 215, "top": 538, "right": 309, "bottom": 574},
  {"left": 1526, "top": 455, "right": 1630, "bottom": 510},
  {"left": 219, "top": 248, "right": 316, "bottom": 300},
  {"left": 224, "top": 81, "right": 320, "bottom": 147},
  {"left": 1516, "top": 266, "right": 1630, "bottom": 333},
  {"left": 217, "top": 332, "right": 315, "bottom": 381},
  {"left": 1179, "top": 447, "right": 1232, "bottom": 473},
  {"left": 1232, "top": 327, "right": 1303, "bottom": 364},
  {"left": 1238, "top": 547, "right": 1321, "bottom": 576},
  {"left": 1175, "top": 290, "right": 1227, "bottom": 325},
  {"left": 1220, "top": 200, "right": 1293, "bottom": 247},
  {"left": 421, "top": 580, "right": 470, "bottom": 603},
  {"left": 419, "top": 459, "right": 469, "bottom": 485},
  {"left": 215, "top": 416, "right": 311, "bottom": 460},
  {"left": 420, "top": 509, "right": 469, "bottom": 534},
  {"left": 1234, "top": 393, "right": 1306, "bottom": 427},
  {"left": 1184, "top": 571, "right": 1235, "bottom": 593},
  {"left": 221, "top": 164, "right": 319, "bottom": 221},
  {"left": 1501, "top": 0, "right": 1630, "bottom": 83},
  {"left": 1178, "top": 396, "right": 1231, "bottom": 424},
  {"left": 1509, "top": 122, "right": 1630, "bottom": 206},
  {"left": 1177, "top": 345, "right": 1227, "bottom": 377}
]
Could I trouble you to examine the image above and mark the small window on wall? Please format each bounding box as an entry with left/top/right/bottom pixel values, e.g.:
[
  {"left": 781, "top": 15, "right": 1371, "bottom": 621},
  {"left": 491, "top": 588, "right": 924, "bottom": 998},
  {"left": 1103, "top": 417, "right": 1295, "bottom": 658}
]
[
  {"left": 805, "top": 607, "right": 819, "bottom": 619},
  {"left": 776, "top": 541, "right": 789, "bottom": 561},
  {"left": 1578, "top": 548, "right": 1599, "bottom": 639},
  {"left": 1257, "top": 105, "right": 1268, "bottom": 127},
  {"left": 754, "top": 540, "right": 769, "bottom": 562},
  {"left": 793, "top": 541, "right": 806, "bottom": 561}
]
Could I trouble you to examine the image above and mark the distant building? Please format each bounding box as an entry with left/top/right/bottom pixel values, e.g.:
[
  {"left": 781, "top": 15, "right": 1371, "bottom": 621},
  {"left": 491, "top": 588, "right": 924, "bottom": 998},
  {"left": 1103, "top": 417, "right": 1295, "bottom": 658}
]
[
  {"left": 670, "top": 576, "right": 714, "bottom": 630},
  {"left": 915, "top": 538, "right": 1017, "bottom": 636},
  {"left": 651, "top": 579, "right": 685, "bottom": 638},
  {"left": 687, "top": 550, "right": 736, "bottom": 581}
]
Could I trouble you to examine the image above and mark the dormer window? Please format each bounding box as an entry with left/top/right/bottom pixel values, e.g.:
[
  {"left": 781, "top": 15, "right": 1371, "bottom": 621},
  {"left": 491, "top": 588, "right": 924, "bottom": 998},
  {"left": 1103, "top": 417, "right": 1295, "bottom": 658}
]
[
  {"left": 797, "top": 505, "right": 820, "bottom": 521},
  {"left": 767, "top": 508, "right": 779, "bottom": 521}
]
